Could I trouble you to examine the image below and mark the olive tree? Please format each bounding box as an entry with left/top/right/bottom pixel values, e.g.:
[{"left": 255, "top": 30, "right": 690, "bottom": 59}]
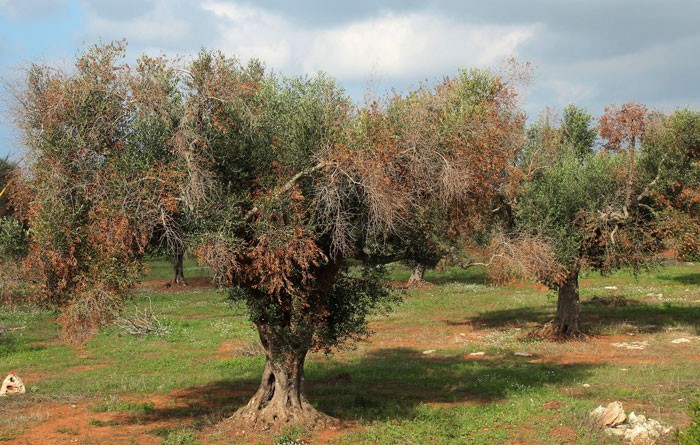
[
  {"left": 508, "top": 103, "right": 659, "bottom": 338},
  {"left": 15, "top": 42, "right": 525, "bottom": 428},
  {"left": 175, "top": 55, "right": 524, "bottom": 429},
  {"left": 13, "top": 42, "right": 182, "bottom": 340},
  {"left": 639, "top": 109, "right": 700, "bottom": 259}
]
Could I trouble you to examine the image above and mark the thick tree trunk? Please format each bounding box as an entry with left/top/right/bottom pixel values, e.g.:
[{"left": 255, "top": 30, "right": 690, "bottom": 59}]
[
  {"left": 407, "top": 263, "right": 426, "bottom": 286},
  {"left": 228, "top": 325, "right": 334, "bottom": 431},
  {"left": 170, "top": 252, "right": 186, "bottom": 286},
  {"left": 226, "top": 260, "right": 342, "bottom": 432},
  {"left": 530, "top": 268, "right": 582, "bottom": 339},
  {"left": 552, "top": 269, "right": 581, "bottom": 336}
]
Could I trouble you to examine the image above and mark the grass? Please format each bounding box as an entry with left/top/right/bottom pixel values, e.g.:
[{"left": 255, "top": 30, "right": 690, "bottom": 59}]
[{"left": 0, "top": 259, "right": 698, "bottom": 443}]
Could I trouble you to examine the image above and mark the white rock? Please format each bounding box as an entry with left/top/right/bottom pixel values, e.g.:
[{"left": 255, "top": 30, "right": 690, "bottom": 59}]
[
  {"left": 671, "top": 338, "right": 691, "bottom": 344},
  {"left": 628, "top": 412, "right": 647, "bottom": 425},
  {"left": 582, "top": 384, "right": 591, "bottom": 388},
  {"left": 606, "top": 425, "right": 628, "bottom": 437},
  {"left": 625, "top": 424, "right": 651, "bottom": 444},
  {"left": 514, "top": 351, "right": 533, "bottom": 357},
  {"left": 0, "top": 374, "right": 25, "bottom": 396},
  {"left": 422, "top": 349, "right": 435, "bottom": 354},
  {"left": 589, "top": 401, "right": 626, "bottom": 427},
  {"left": 611, "top": 341, "right": 649, "bottom": 350},
  {"left": 590, "top": 405, "right": 606, "bottom": 418},
  {"left": 468, "top": 351, "right": 486, "bottom": 356},
  {"left": 605, "top": 286, "right": 618, "bottom": 290}
]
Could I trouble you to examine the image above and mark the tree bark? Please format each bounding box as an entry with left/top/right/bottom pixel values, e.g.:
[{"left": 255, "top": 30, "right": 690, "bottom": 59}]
[
  {"left": 530, "top": 268, "right": 582, "bottom": 339},
  {"left": 228, "top": 325, "right": 332, "bottom": 430},
  {"left": 553, "top": 269, "right": 581, "bottom": 336},
  {"left": 226, "top": 259, "right": 342, "bottom": 431},
  {"left": 170, "top": 251, "right": 186, "bottom": 286},
  {"left": 407, "top": 263, "right": 426, "bottom": 286}
]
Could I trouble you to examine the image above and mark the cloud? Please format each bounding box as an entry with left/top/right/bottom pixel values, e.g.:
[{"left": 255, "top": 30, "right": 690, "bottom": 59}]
[
  {"left": 202, "top": 1, "right": 293, "bottom": 67},
  {"left": 202, "top": 2, "right": 536, "bottom": 83},
  {"left": 8, "top": 0, "right": 700, "bottom": 122},
  {"left": 302, "top": 13, "right": 536, "bottom": 80},
  {"left": 0, "top": 0, "right": 69, "bottom": 19},
  {"left": 79, "top": 0, "right": 220, "bottom": 53}
]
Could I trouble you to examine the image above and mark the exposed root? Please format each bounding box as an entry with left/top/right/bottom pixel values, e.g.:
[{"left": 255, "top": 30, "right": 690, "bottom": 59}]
[
  {"left": 527, "top": 320, "right": 588, "bottom": 341},
  {"left": 215, "top": 400, "right": 338, "bottom": 438}
]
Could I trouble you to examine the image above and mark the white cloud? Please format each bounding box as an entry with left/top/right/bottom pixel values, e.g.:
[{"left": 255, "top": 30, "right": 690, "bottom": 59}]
[
  {"left": 546, "top": 80, "right": 595, "bottom": 106},
  {"left": 202, "top": 2, "right": 536, "bottom": 82},
  {"left": 80, "top": 0, "right": 215, "bottom": 52},
  {"left": 202, "top": 0, "right": 293, "bottom": 67}
]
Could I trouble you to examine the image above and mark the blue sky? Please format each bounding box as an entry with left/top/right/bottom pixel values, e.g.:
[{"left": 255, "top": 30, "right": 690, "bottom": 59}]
[{"left": 2, "top": 0, "right": 700, "bottom": 159}]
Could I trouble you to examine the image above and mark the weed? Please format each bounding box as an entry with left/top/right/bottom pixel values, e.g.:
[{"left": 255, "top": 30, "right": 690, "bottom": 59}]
[
  {"left": 57, "top": 426, "right": 79, "bottom": 435},
  {"left": 161, "top": 427, "right": 199, "bottom": 445},
  {"left": 117, "top": 298, "right": 170, "bottom": 336},
  {"left": 272, "top": 425, "right": 309, "bottom": 445},
  {"left": 678, "top": 396, "right": 700, "bottom": 445},
  {"left": 92, "top": 397, "right": 155, "bottom": 415}
]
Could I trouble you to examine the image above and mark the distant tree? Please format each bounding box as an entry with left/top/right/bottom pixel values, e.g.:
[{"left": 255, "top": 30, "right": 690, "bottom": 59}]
[
  {"left": 493, "top": 103, "right": 658, "bottom": 338},
  {"left": 599, "top": 101, "right": 648, "bottom": 155},
  {"left": 640, "top": 109, "right": 700, "bottom": 259},
  {"left": 384, "top": 69, "right": 525, "bottom": 286},
  {"left": 516, "top": 148, "right": 658, "bottom": 337},
  {"left": 561, "top": 104, "right": 597, "bottom": 160},
  {"left": 0, "top": 157, "right": 17, "bottom": 217},
  {"left": 0, "top": 157, "right": 29, "bottom": 300}
]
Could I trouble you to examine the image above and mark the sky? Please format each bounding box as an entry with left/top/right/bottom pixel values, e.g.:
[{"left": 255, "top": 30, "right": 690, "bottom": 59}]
[{"left": 1, "top": 0, "right": 700, "bottom": 159}]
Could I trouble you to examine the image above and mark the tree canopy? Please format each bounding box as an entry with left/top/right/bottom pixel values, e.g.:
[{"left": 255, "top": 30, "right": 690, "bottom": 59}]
[{"left": 10, "top": 43, "right": 526, "bottom": 429}]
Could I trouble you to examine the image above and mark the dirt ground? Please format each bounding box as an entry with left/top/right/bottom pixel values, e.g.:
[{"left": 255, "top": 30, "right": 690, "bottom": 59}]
[
  {"left": 5, "top": 328, "right": 696, "bottom": 444},
  {"left": 4, "top": 275, "right": 698, "bottom": 444}
]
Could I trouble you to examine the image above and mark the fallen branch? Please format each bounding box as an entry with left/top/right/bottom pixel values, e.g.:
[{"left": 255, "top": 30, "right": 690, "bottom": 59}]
[{"left": 116, "top": 299, "right": 170, "bottom": 336}]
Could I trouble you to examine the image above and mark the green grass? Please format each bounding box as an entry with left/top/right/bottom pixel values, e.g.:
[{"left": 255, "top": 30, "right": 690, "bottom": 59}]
[
  {"left": 1, "top": 260, "right": 699, "bottom": 443},
  {"left": 140, "top": 254, "right": 211, "bottom": 282},
  {"left": 91, "top": 398, "right": 156, "bottom": 415}
]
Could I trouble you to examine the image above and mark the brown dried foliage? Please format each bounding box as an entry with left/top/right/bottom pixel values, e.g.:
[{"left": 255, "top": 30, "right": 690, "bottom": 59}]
[
  {"left": 484, "top": 233, "right": 567, "bottom": 287},
  {"left": 13, "top": 41, "right": 183, "bottom": 341}
]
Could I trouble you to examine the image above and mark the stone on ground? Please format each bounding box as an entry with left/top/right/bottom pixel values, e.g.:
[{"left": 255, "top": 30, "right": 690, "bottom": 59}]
[
  {"left": 0, "top": 374, "right": 25, "bottom": 396},
  {"left": 590, "top": 402, "right": 673, "bottom": 444}
]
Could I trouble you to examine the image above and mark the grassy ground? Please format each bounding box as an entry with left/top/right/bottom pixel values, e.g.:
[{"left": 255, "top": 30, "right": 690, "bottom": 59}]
[{"left": 0, "top": 258, "right": 699, "bottom": 444}]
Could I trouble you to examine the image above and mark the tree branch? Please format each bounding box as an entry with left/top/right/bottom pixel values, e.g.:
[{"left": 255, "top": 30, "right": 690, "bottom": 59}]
[{"left": 244, "top": 162, "right": 328, "bottom": 221}]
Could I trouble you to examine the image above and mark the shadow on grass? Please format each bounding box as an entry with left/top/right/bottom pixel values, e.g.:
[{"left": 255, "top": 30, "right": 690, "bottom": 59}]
[
  {"left": 467, "top": 300, "right": 700, "bottom": 334},
  {"left": 658, "top": 272, "right": 700, "bottom": 285},
  {"left": 424, "top": 267, "right": 489, "bottom": 286},
  {"left": 113, "top": 347, "right": 593, "bottom": 431},
  {"left": 0, "top": 333, "right": 46, "bottom": 359}
]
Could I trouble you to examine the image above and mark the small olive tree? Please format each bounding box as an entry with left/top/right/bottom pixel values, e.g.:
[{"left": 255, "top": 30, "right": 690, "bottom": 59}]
[{"left": 499, "top": 103, "right": 659, "bottom": 338}]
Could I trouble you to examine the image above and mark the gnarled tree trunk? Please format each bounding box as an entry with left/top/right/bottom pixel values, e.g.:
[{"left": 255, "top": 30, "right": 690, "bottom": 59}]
[
  {"left": 407, "top": 263, "right": 426, "bottom": 286},
  {"left": 530, "top": 268, "right": 582, "bottom": 339},
  {"left": 227, "top": 259, "right": 342, "bottom": 431},
  {"left": 170, "top": 251, "right": 186, "bottom": 286},
  {"left": 228, "top": 325, "right": 333, "bottom": 430}
]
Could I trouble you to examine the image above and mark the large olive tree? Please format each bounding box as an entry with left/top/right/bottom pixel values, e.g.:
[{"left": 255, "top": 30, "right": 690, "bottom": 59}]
[
  {"left": 15, "top": 42, "right": 525, "bottom": 428},
  {"left": 175, "top": 55, "right": 524, "bottom": 428}
]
